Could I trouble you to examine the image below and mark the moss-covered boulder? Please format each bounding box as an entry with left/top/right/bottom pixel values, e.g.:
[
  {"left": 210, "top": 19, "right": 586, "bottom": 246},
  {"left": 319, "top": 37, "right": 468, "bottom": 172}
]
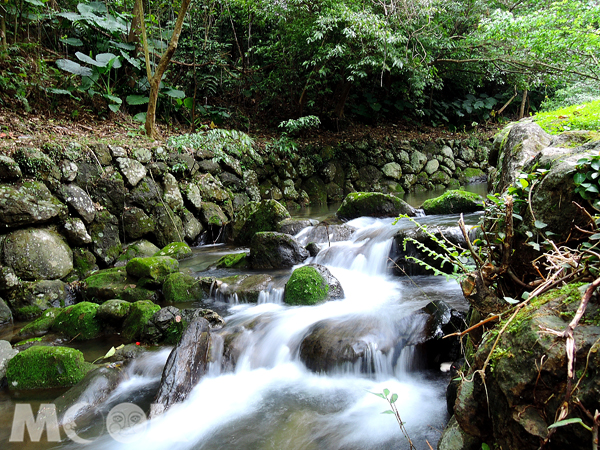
[
  {"left": 2, "top": 227, "right": 73, "bottom": 280},
  {"left": 232, "top": 199, "right": 291, "bottom": 244},
  {"left": 214, "top": 252, "right": 249, "bottom": 269},
  {"left": 126, "top": 256, "right": 179, "bottom": 282},
  {"left": 15, "top": 308, "right": 61, "bottom": 340},
  {"left": 96, "top": 300, "right": 131, "bottom": 324},
  {"left": 162, "top": 273, "right": 203, "bottom": 303},
  {"left": 6, "top": 280, "right": 70, "bottom": 317},
  {"left": 115, "top": 239, "right": 161, "bottom": 266},
  {"left": 121, "top": 300, "right": 161, "bottom": 342},
  {"left": 73, "top": 248, "right": 99, "bottom": 279},
  {"left": 284, "top": 264, "right": 344, "bottom": 306},
  {"left": 421, "top": 190, "right": 484, "bottom": 215},
  {"left": 199, "top": 201, "right": 229, "bottom": 227},
  {"left": 0, "top": 297, "right": 12, "bottom": 328},
  {"left": 154, "top": 242, "right": 192, "bottom": 260},
  {"left": 336, "top": 192, "right": 416, "bottom": 220},
  {"left": 51, "top": 302, "right": 102, "bottom": 341},
  {"left": 249, "top": 232, "right": 309, "bottom": 269},
  {"left": 6, "top": 346, "right": 94, "bottom": 390},
  {"left": 82, "top": 267, "right": 158, "bottom": 303}
]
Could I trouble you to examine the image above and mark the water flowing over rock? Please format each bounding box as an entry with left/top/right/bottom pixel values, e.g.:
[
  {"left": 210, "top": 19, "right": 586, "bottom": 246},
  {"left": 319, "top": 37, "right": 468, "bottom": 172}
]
[
  {"left": 336, "top": 192, "right": 416, "bottom": 220},
  {"left": 150, "top": 317, "right": 212, "bottom": 417},
  {"left": 2, "top": 228, "right": 73, "bottom": 280}
]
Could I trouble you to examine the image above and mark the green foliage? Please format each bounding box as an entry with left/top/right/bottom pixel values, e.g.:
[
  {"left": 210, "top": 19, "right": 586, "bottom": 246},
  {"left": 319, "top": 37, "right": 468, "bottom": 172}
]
[
  {"left": 371, "top": 388, "right": 415, "bottom": 449},
  {"left": 533, "top": 100, "right": 600, "bottom": 134},
  {"left": 278, "top": 115, "right": 321, "bottom": 135},
  {"left": 541, "top": 81, "right": 600, "bottom": 111},
  {"left": 573, "top": 155, "right": 600, "bottom": 211}
]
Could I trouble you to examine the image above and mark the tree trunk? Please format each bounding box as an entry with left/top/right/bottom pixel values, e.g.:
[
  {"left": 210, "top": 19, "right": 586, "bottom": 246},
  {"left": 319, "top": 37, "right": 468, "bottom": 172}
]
[
  {"left": 137, "top": 0, "right": 192, "bottom": 139},
  {"left": 1, "top": 7, "right": 6, "bottom": 48},
  {"left": 519, "top": 88, "right": 528, "bottom": 119},
  {"left": 334, "top": 81, "right": 352, "bottom": 118}
]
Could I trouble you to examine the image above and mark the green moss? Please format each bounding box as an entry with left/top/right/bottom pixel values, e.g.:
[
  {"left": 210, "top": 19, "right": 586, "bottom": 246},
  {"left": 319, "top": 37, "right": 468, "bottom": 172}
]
[
  {"left": 163, "top": 320, "right": 188, "bottom": 345},
  {"left": 17, "top": 308, "right": 61, "bottom": 338},
  {"left": 162, "top": 273, "right": 203, "bottom": 303},
  {"left": 126, "top": 256, "right": 179, "bottom": 282},
  {"left": 421, "top": 189, "right": 484, "bottom": 215},
  {"left": 121, "top": 300, "right": 161, "bottom": 342},
  {"left": 14, "top": 337, "right": 43, "bottom": 347},
  {"left": 215, "top": 252, "right": 249, "bottom": 269},
  {"left": 83, "top": 267, "right": 158, "bottom": 303},
  {"left": 97, "top": 299, "right": 131, "bottom": 323},
  {"left": 15, "top": 305, "right": 43, "bottom": 321},
  {"left": 284, "top": 266, "right": 329, "bottom": 306},
  {"left": 154, "top": 242, "right": 192, "bottom": 260},
  {"left": 336, "top": 192, "right": 413, "bottom": 220},
  {"left": 52, "top": 302, "right": 102, "bottom": 341},
  {"left": 6, "top": 346, "right": 95, "bottom": 390},
  {"left": 232, "top": 200, "right": 291, "bottom": 244}
]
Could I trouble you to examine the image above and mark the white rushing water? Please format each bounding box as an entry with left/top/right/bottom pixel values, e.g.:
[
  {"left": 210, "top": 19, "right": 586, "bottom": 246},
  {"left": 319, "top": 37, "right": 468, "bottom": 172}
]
[{"left": 58, "top": 216, "right": 463, "bottom": 450}]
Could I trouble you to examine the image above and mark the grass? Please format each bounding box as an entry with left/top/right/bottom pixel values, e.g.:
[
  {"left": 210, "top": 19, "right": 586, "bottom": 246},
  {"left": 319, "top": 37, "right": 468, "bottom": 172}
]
[{"left": 533, "top": 99, "right": 600, "bottom": 134}]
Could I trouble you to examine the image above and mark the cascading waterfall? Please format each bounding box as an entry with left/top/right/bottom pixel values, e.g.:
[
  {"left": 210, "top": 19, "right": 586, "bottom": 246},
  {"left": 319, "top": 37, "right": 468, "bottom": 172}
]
[{"left": 57, "top": 215, "right": 466, "bottom": 450}]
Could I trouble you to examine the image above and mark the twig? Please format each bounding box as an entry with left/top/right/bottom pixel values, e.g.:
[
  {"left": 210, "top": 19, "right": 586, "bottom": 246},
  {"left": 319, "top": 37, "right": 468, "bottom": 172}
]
[
  {"left": 443, "top": 314, "right": 500, "bottom": 338},
  {"left": 459, "top": 213, "right": 484, "bottom": 267}
]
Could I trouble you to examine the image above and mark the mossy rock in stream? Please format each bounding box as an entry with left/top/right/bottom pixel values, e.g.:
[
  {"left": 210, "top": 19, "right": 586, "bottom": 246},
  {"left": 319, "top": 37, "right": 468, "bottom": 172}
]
[
  {"left": 6, "top": 346, "right": 95, "bottom": 390},
  {"left": 232, "top": 199, "right": 290, "bottom": 244},
  {"left": 421, "top": 190, "right": 483, "bottom": 215},
  {"left": 162, "top": 273, "right": 203, "bottom": 303},
  {"left": 284, "top": 266, "right": 328, "bottom": 306},
  {"left": 51, "top": 302, "right": 102, "bottom": 341},
  {"left": 336, "top": 192, "right": 416, "bottom": 220},
  {"left": 121, "top": 300, "right": 161, "bottom": 342},
  {"left": 82, "top": 267, "right": 158, "bottom": 303},
  {"left": 96, "top": 300, "right": 131, "bottom": 324},
  {"left": 154, "top": 242, "right": 192, "bottom": 260},
  {"left": 125, "top": 256, "right": 179, "bottom": 282},
  {"left": 214, "top": 252, "right": 249, "bottom": 269},
  {"left": 15, "top": 307, "right": 61, "bottom": 340}
]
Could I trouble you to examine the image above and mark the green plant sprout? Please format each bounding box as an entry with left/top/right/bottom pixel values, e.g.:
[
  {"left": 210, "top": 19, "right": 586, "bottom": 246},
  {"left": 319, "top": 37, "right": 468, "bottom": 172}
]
[{"left": 371, "top": 388, "right": 415, "bottom": 450}]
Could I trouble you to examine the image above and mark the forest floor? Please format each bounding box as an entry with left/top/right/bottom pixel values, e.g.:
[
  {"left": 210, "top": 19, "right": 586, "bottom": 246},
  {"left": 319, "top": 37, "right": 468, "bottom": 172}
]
[{"left": 0, "top": 107, "right": 503, "bottom": 155}]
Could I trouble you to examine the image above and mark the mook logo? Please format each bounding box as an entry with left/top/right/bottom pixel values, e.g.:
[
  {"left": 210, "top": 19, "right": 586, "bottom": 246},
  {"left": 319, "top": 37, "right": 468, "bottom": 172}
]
[{"left": 9, "top": 402, "right": 149, "bottom": 444}]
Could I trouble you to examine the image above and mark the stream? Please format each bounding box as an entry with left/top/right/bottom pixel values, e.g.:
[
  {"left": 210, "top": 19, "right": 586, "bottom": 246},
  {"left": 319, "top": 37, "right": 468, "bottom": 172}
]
[{"left": 0, "top": 186, "right": 485, "bottom": 450}]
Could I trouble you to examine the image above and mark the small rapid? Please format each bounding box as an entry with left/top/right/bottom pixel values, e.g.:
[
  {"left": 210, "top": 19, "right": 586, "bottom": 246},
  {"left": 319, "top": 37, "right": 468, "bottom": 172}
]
[{"left": 58, "top": 214, "right": 467, "bottom": 450}]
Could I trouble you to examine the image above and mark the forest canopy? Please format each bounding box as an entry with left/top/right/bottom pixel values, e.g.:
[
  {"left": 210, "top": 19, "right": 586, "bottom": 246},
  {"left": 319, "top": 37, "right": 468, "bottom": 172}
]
[{"left": 1, "top": 0, "right": 599, "bottom": 132}]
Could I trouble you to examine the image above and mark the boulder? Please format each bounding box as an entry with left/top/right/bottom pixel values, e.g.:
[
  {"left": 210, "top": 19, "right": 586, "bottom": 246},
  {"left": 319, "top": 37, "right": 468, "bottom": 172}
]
[
  {"left": 336, "top": 192, "right": 416, "bottom": 220},
  {"left": 150, "top": 317, "right": 212, "bottom": 417},
  {"left": 116, "top": 157, "right": 147, "bottom": 187},
  {"left": 0, "top": 340, "right": 18, "bottom": 381},
  {"left": 96, "top": 300, "right": 131, "bottom": 324},
  {"left": 0, "top": 297, "right": 13, "bottom": 328},
  {"left": 232, "top": 199, "right": 291, "bottom": 244},
  {"left": 199, "top": 202, "right": 228, "bottom": 227},
  {"left": 284, "top": 264, "right": 344, "bottom": 305},
  {"left": 180, "top": 208, "right": 203, "bottom": 242},
  {"left": 121, "top": 300, "right": 161, "bottom": 342},
  {"left": 82, "top": 267, "right": 158, "bottom": 304},
  {"left": 6, "top": 346, "right": 94, "bottom": 390},
  {"left": 122, "top": 206, "right": 156, "bottom": 240},
  {"left": 2, "top": 228, "right": 73, "bottom": 280},
  {"left": 62, "top": 218, "right": 92, "bottom": 245},
  {"left": 214, "top": 252, "right": 249, "bottom": 269},
  {"left": 88, "top": 210, "right": 121, "bottom": 267},
  {"left": 154, "top": 242, "right": 192, "bottom": 260},
  {"left": 13, "top": 148, "right": 60, "bottom": 184},
  {"left": 215, "top": 273, "right": 273, "bottom": 303},
  {"left": 493, "top": 121, "right": 552, "bottom": 193},
  {"left": 115, "top": 240, "right": 161, "bottom": 266},
  {"left": 57, "top": 184, "right": 95, "bottom": 223},
  {"left": 152, "top": 202, "right": 184, "bottom": 248},
  {"left": 196, "top": 173, "right": 230, "bottom": 202},
  {"left": 125, "top": 256, "right": 179, "bottom": 282},
  {"left": 162, "top": 173, "right": 185, "bottom": 211},
  {"left": 453, "top": 283, "right": 600, "bottom": 449},
  {"left": 14, "top": 308, "right": 61, "bottom": 340},
  {"left": 421, "top": 190, "right": 484, "bottom": 215},
  {"left": 249, "top": 232, "right": 309, "bottom": 269},
  {"left": 52, "top": 302, "right": 102, "bottom": 341},
  {"left": 0, "top": 155, "right": 22, "bottom": 180},
  {"left": 0, "top": 181, "right": 67, "bottom": 229},
  {"left": 276, "top": 218, "right": 318, "bottom": 236},
  {"left": 301, "top": 176, "right": 328, "bottom": 205},
  {"left": 381, "top": 162, "right": 402, "bottom": 180},
  {"left": 7, "top": 280, "right": 70, "bottom": 317},
  {"left": 162, "top": 273, "right": 203, "bottom": 303},
  {"left": 128, "top": 177, "right": 163, "bottom": 212}
]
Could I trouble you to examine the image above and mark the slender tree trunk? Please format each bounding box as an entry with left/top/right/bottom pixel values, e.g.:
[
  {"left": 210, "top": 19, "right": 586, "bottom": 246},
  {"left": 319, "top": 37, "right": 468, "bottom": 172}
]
[
  {"left": 519, "top": 88, "right": 528, "bottom": 119},
  {"left": 1, "top": 5, "right": 7, "bottom": 48},
  {"left": 334, "top": 81, "right": 352, "bottom": 118},
  {"left": 137, "top": 0, "right": 192, "bottom": 139}
]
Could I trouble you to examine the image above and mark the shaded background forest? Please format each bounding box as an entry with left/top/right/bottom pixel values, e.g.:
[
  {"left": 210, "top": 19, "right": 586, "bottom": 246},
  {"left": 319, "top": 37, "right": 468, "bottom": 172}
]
[{"left": 1, "top": 0, "right": 599, "bottom": 134}]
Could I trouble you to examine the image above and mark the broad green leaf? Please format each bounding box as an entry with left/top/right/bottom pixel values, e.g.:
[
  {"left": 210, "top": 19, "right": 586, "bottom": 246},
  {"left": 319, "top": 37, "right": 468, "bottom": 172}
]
[
  {"left": 126, "top": 95, "right": 149, "bottom": 105},
  {"left": 574, "top": 172, "right": 586, "bottom": 185},
  {"left": 381, "top": 410, "right": 395, "bottom": 415},
  {"left": 164, "top": 89, "right": 186, "bottom": 99},
  {"left": 56, "top": 59, "right": 93, "bottom": 76},
  {"left": 47, "top": 88, "right": 73, "bottom": 96},
  {"left": 96, "top": 53, "right": 121, "bottom": 69},
  {"left": 390, "top": 393, "right": 398, "bottom": 404},
  {"left": 133, "top": 112, "right": 147, "bottom": 123},
  {"left": 76, "top": 52, "right": 105, "bottom": 67},
  {"left": 504, "top": 297, "right": 519, "bottom": 304},
  {"left": 108, "top": 103, "right": 121, "bottom": 113},
  {"left": 104, "top": 94, "right": 122, "bottom": 104},
  {"left": 119, "top": 50, "right": 142, "bottom": 69},
  {"left": 534, "top": 220, "right": 548, "bottom": 229},
  {"left": 383, "top": 388, "right": 390, "bottom": 397},
  {"left": 590, "top": 233, "right": 600, "bottom": 240},
  {"left": 104, "top": 346, "right": 116, "bottom": 359},
  {"left": 548, "top": 418, "right": 590, "bottom": 430},
  {"left": 60, "top": 37, "right": 83, "bottom": 46}
]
